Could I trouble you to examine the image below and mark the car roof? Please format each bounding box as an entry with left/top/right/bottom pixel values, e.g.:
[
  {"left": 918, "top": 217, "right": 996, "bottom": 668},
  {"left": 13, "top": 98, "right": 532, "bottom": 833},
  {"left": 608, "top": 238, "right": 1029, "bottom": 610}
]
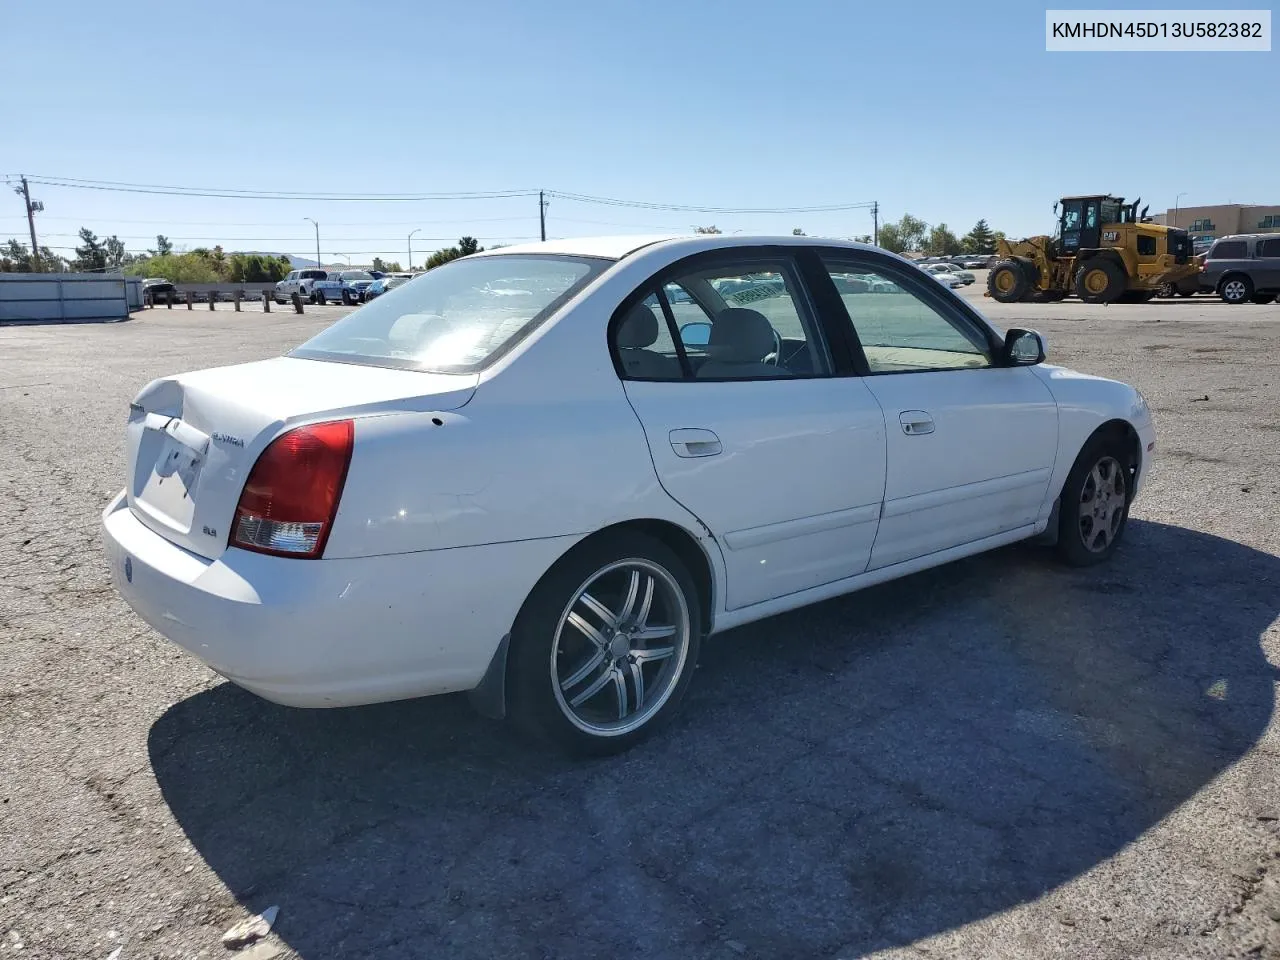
[{"left": 474, "top": 233, "right": 884, "bottom": 262}]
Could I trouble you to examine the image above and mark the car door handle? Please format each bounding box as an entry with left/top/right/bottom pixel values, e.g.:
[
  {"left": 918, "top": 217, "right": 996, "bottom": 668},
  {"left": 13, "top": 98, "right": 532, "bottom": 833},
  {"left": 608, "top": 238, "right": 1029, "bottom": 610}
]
[
  {"left": 899, "top": 411, "right": 935, "bottom": 436},
  {"left": 669, "top": 428, "right": 722, "bottom": 458}
]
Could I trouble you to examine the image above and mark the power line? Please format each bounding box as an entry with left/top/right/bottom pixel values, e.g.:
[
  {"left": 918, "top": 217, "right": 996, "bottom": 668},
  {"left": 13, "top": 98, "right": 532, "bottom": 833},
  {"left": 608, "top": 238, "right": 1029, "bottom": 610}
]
[
  {"left": 0, "top": 214, "right": 543, "bottom": 227},
  {"left": 4, "top": 174, "right": 876, "bottom": 215},
  {"left": 545, "top": 190, "right": 878, "bottom": 215},
  {"left": 4, "top": 174, "right": 538, "bottom": 202},
  {"left": 38, "top": 232, "right": 537, "bottom": 243}
]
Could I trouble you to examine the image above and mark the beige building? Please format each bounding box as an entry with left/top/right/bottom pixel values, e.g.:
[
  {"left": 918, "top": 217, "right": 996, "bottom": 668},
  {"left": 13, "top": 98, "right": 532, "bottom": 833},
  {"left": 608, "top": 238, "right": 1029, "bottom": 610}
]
[{"left": 1152, "top": 203, "right": 1280, "bottom": 240}]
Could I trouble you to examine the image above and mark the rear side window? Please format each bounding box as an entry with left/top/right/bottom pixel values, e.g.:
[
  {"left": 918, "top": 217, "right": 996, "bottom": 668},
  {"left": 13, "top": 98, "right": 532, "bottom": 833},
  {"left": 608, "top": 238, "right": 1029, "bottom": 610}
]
[
  {"left": 1209, "top": 240, "right": 1248, "bottom": 259},
  {"left": 610, "top": 258, "right": 833, "bottom": 382},
  {"left": 292, "top": 254, "right": 608, "bottom": 373},
  {"left": 1258, "top": 239, "right": 1280, "bottom": 258}
]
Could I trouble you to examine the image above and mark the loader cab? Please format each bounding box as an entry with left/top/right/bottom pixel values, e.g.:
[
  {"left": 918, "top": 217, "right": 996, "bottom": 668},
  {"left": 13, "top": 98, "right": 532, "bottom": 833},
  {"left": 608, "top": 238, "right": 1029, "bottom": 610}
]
[{"left": 1058, "top": 194, "right": 1130, "bottom": 254}]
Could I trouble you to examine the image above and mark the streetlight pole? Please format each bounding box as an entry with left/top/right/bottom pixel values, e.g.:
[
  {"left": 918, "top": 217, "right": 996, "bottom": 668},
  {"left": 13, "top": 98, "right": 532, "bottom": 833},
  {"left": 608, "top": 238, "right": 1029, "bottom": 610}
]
[
  {"left": 1173, "top": 193, "right": 1187, "bottom": 229},
  {"left": 304, "top": 217, "right": 320, "bottom": 269},
  {"left": 408, "top": 228, "right": 420, "bottom": 270}
]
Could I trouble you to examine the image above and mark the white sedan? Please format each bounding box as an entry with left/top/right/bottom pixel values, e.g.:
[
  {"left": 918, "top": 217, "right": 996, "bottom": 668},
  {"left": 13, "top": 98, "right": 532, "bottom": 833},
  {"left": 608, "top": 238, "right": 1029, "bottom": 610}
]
[{"left": 103, "top": 234, "right": 1155, "bottom": 754}]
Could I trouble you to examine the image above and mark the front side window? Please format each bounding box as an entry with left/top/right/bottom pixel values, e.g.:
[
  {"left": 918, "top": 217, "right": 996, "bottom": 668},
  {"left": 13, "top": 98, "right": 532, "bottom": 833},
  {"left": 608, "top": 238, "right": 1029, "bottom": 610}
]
[
  {"left": 611, "top": 258, "right": 832, "bottom": 381},
  {"left": 821, "top": 257, "right": 991, "bottom": 374},
  {"left": 293, "top": 254, "right": 609, "bottom": 373}
]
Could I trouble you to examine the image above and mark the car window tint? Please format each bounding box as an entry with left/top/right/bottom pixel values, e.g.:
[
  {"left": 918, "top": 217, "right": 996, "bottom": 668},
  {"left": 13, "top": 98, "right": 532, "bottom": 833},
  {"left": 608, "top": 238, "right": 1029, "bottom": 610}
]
[
  {"left": 611, "top": 259, "right": 832, "bottom": 381},
  {"left": 1210, "top": 240, "right": 1248, "bottom": 259},
  {"left": 1259, "top": 238, "right": 1280, "bottom": 258},
  {"left": 821, "top": 258, "right": 991, "bottom": 374}
]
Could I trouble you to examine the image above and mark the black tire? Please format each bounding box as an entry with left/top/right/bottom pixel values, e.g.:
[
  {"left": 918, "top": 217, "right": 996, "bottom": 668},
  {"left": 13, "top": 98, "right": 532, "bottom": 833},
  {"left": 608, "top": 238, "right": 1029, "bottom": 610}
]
[
  {"left": 507, "top": 531, "right": 702, "bottom": 756},
  {"left": 314, "top": 288, "right": 326, "bottom": 305},
  {"left": 341, "top": 289, "right": 352, "bottom": 305},
  {"left": 1219, "top": 274, "right": 1253, "bottom": 304},
  {"left": 987, "top": 261, "right": 1030, "bottom": 303},
  {"left": 1055, "top": 432, "right": 1133, "bottom": 567},
  {"left": 1074, "top": 258, "right": 1127, "bottom": 304},
  {"left": 1251, "top": 293, "right": 1276, "bottom": 305}
]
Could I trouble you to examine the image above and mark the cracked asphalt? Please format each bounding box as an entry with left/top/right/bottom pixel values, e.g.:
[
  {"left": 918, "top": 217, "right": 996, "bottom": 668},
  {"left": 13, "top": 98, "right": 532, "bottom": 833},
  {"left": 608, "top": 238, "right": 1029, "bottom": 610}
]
[{"left": 2, "top": 286, "right": 1279, "bottom": 959}]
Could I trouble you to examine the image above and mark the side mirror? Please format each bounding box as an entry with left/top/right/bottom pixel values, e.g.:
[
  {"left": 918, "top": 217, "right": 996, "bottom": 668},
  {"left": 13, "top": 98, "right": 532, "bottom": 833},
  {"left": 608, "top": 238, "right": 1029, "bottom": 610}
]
[
  {"left": 1002, "top": 328, "right": 1046, "bottom": 365},
  {"left": 680, "top": 321, "right": 712, "bottom": 347}
]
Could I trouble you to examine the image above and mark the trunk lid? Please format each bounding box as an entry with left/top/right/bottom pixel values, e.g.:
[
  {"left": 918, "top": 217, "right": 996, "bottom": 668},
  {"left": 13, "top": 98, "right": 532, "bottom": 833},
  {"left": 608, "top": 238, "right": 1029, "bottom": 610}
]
[{"left": 125, "top": 356, "right": 477, "bottom": 560}]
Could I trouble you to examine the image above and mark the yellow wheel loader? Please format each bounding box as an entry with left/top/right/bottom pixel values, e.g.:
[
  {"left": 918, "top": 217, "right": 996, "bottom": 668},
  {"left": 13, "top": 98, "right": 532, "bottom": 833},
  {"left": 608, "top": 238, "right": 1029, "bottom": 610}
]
[{"left": 986, "top": 195, "right": 1203, "bottom": 304}]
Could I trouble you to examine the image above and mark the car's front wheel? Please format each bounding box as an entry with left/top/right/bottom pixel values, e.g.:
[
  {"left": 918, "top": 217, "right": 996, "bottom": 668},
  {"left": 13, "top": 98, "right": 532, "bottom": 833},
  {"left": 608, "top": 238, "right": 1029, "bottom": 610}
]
[
  {"left": 1056, "top": 433, "right": 1133, "bottom": 566},
  {"left": 508, "top": 532, "right": 701, "bottom": 755}
]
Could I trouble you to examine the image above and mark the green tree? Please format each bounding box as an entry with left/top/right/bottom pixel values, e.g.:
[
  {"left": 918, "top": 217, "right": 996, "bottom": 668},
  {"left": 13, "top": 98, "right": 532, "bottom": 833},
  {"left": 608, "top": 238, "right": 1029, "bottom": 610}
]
[
  {"left": 961, "top": 219, "right": 996, "bottom": 254},
  {"left": 73, "top": 228, "right": 107, "bottom": 271},
  {"left": 102, "top": 235, "right": 136, "bottom": 270},
  {"left": 425, "top": 236, "right": 485, "bottom": 270},
  {"left": 875, "top": 214, "right": 927, "bottom": 254},
  {"left": 852, "top": 234, "right": 873, "bottom": 243},
  {"left": 694, "top": 225, "right": 721, "bottom": 234},
  {"left": 150, "top": 234, "right": 173, "bottom": 256},
  {"left": 1, "top": 239, "right": 65, "bottom": 272},
  {"left": 123, "top": 252, "right": 221, "bottom": 283},
  {"left": 925, "top": 223, "right": 962, "bottom": 256}
]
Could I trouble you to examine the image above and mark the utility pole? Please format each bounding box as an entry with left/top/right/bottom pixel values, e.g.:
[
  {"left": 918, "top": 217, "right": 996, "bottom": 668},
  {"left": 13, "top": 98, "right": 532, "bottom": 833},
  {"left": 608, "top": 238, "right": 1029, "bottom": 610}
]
[
  {"left": 539, "top": 190, "right": 547, "bottom": 242},
  {"left": 872, "top": 201, "right": 879, "bottom": 247},
  {"left": 19, "top": 177, "right": 41, "bottom": 271}
]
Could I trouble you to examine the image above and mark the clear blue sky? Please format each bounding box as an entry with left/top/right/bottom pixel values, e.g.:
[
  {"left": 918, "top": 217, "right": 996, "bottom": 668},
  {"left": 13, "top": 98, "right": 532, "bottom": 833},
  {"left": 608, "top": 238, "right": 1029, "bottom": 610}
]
[{"left": 3, "top": 0, "right": 1275, "bottom": 263}]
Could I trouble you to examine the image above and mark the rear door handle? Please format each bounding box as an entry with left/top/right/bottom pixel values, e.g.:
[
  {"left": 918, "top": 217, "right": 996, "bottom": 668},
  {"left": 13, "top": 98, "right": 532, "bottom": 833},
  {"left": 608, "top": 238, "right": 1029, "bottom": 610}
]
[
  {"left": 899, "top": 411, "right": 935, "bottom": 436},
  {"left": 669, "top": 428, "right": 722, "bottom": 458}
]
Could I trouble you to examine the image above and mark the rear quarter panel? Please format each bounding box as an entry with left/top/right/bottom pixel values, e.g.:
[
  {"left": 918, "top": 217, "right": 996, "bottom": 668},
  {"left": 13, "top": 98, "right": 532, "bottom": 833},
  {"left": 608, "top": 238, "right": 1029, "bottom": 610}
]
[{"left": 324, "top": 272, "right": 719, "bottom": 565}]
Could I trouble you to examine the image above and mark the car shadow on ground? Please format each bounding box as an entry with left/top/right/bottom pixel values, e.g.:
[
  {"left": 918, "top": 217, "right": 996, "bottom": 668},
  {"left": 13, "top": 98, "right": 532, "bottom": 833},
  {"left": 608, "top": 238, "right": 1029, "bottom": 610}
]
[{"left": 149, "top": 520, "right": 1279, "bottom": 959}]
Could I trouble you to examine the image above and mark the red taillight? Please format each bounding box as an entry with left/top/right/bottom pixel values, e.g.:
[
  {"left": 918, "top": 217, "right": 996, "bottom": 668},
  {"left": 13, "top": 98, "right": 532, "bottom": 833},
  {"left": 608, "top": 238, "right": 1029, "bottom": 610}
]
[{"left": 231, "top": 419, "right": 353, "bottom": 559}]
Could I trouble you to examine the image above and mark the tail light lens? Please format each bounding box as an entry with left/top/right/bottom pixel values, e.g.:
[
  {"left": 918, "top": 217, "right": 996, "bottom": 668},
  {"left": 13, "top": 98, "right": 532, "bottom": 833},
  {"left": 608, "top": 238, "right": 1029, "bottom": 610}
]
[{"left": 231, "top": 420, "right": 353, "bottom": 558}]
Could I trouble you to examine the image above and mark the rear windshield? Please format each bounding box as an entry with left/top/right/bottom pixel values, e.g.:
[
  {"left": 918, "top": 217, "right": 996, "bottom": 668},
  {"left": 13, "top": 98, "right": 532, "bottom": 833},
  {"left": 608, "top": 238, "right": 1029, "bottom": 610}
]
[
  {"left": 291, "top": 254, "right": 611, "bottom": 373},
  {"left": 341, "top": 271, "right": 373, "bottom": 281}
]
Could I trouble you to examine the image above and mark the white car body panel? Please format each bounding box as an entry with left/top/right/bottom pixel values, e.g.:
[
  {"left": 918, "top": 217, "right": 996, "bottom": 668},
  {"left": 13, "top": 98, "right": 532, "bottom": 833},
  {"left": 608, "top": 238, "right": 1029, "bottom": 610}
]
[
  {"left": 102, "top": 234, "right": 1156, "bottom": 710},
  {"left": 861, "top": 367, "right": 1058, "bottom": 568},
  {"left": 622, "top": 377, "right": 886, "bottom": 609}
]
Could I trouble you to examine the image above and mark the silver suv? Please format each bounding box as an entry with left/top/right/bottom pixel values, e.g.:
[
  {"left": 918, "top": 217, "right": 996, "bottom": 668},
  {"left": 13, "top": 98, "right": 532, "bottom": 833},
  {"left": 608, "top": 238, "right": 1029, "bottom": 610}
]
[{"left": 1199, "top": 234, "right": 1280, "bottom": 305}]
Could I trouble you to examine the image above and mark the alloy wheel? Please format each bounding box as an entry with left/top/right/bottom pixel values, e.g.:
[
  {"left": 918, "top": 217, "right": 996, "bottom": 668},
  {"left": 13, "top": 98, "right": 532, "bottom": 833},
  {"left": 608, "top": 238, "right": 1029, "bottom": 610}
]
[
  {"left": 551, "top": 559, "right": 691, "bottom": 737},
  {"left": 1078, "top": 455, "right": 1127, "bottom": 553}
]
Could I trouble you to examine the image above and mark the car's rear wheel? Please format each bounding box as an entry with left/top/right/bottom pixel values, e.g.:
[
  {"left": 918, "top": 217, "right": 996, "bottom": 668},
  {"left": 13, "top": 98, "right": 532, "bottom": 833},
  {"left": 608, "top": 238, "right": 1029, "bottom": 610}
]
[
  {"left": 313, "top": 288, "right": 326, "bottom": 305},
  {"left": 1219, "top": 275, "right": 1253, "bottom": 304},
  {"left": 508, "top": 532, "right": 701, "bottom": 755},
  {"left": 1056, "top": 433, "right": 1133, "bottom": 566}
]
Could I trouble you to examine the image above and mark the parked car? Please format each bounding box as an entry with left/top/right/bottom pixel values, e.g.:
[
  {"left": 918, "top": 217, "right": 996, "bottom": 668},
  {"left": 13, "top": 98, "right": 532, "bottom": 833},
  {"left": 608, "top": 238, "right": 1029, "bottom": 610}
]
[
  {"left": 142, "top": 278, "right": 175, "bottom": 303},
  {"left": 274, "top": 269, "right": 328, "bottom": 304},
  {"left": 1198, "top": 234, "right": 1280, "bottom": 304},
  {"left": 954, "top": 256, "right": 991, "bottom": 270},
  {"left": 924, "top": 263, "right": 976, "bottom": 285},
  {"left": 103, "top": 234, "right": 1154, "bottom": 754},
  {"left": 312, "top": 270, "right": 377, "bottom": 304},
  {"left": 362, "top": 274, "right": 414, "bottom": 301},
  {"left": 922, "top": 265, "right": 966, "bottom": 289}
]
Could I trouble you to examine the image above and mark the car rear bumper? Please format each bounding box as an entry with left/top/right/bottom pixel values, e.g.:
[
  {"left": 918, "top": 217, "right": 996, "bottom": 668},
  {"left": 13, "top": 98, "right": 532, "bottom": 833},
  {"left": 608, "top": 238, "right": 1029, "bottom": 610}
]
[{"left": 102, "top": 490, "right": 576, "bottom": 708}]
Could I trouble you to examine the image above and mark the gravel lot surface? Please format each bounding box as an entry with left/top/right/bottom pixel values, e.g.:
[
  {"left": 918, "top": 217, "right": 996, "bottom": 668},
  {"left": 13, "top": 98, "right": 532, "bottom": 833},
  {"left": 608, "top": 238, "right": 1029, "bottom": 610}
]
[{"left": 2, "top": 286, "right": 1279, "bottom": 960}]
